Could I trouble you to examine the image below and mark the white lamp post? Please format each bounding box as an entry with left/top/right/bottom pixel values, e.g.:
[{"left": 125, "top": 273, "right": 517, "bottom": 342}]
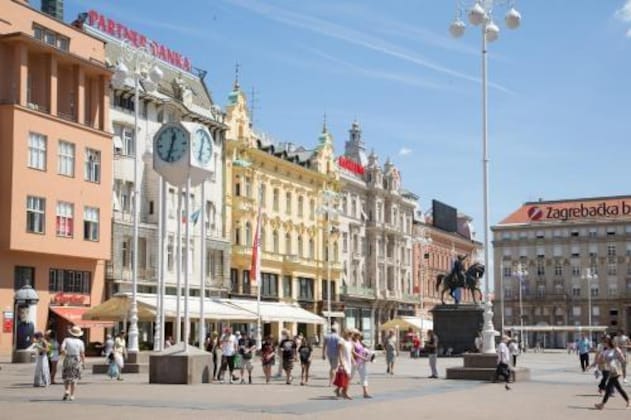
[
  {"left": 111, "top": 41, "right": 163, "bottom": 354},
  {"left": 450, "top": 1, "right": 521, "bottom": 353},
  {"left": 319, "top": 189, "right": 339, "bottom": 334},
  {"left": 513, "top": 262, "right": 527, "bottom": 350},
  {"left": 582, "top": 268, "right": 597, "bottom": 341}
]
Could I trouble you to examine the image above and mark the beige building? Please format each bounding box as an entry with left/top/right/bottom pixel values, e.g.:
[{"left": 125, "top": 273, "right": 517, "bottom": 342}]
[
  {"left": 493, "top": 195, "right": 631, "bottom": 348},
  {"left": 224, "top": 83, "right": 341, "bottom": 340}
]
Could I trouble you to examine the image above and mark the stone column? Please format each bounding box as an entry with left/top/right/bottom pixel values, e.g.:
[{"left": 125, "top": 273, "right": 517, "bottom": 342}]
[{"left": 49, "top": 54, "right": 57, "bottom": 115}]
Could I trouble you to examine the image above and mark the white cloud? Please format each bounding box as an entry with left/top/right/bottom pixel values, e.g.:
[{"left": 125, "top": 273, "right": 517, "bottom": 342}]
[
  {"left": 399, "top": 147, "right": 412, "bottom": 156},
  {"left": 615, "top": 0, "right": 631, "bottom": 22}
]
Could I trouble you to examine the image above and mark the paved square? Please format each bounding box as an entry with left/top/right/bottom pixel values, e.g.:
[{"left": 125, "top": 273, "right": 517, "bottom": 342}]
[{"left": 0, "top": 350, "right": 623, "bottom": 419}]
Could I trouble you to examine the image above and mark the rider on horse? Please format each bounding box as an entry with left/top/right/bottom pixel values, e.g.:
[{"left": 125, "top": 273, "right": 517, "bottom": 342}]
[{"left": 451, "top": 254, "right": 468, "bottom": 288}]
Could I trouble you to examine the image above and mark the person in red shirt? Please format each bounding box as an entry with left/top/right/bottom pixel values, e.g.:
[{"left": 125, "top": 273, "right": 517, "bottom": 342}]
[{"left": 412, "top": 333, "right": 421, "bottom": 358}]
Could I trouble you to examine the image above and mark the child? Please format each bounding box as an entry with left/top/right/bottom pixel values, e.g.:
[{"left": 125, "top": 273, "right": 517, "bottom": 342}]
[{"left": 298, "top": 338, "right": 313, "bottom": 385}]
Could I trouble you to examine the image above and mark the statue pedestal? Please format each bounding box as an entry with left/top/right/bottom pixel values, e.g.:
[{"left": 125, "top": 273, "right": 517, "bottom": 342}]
[
  {"left": 446, "top": 353, "right": 531, "bottom": 381},
  {"left": 149, "top": 343, "right": 212, "bottom": 384},
  {"left": 12, "top": 350, "right": 34, "bottom": 363},
  {"left": 431, "top": 304, "right": 484, "bottom": 355}
]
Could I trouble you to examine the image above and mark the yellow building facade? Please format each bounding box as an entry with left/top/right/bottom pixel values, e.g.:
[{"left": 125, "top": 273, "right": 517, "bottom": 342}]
[{"left": 224, "top": 85, "right": 342, "bottom": 340}]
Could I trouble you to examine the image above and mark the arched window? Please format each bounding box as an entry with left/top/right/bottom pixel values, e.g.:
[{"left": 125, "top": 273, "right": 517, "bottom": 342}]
[
  {"left": 333, "top": 242, "right": 339, "bottom": 262},
  {"left": 309, "top": 238, "right": 315, "bottom": 259},
  {"left": 285, "top": 192, "right": 292, "bottom": 215},
  {"left": 309, "top": 199, "right": 315, "bottom": 219},
  {"left": 285, "top": 232, "right": 292, "bottom": 255},
  {"left": 273, "top": 230, "right": 279, "bottom": 253},
  {"left": 245, "top": 222, "right": 252, "bottom": 246},
  {"left": 259, "top": 184, "right": 266, "bottom": 207},
  {"left": 235, "top": 225, "right": 241, "bottom": 246},
  {"left": 273, "top": 189, "right": 279, "bottom": 211},
  {"left": 298, "top": 196, "right": 304, "bottom": 217},
  {"left": 298, "top": 236, "right": 303, "bottom": 257}
]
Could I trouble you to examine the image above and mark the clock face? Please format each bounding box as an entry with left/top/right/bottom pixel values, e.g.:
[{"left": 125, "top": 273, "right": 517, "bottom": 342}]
[
  {"left": 193, "top": 129, "right": 213, "bottom": 165},
  {"left": 156, "top": 126, "right": 188, "bottom": 163}
]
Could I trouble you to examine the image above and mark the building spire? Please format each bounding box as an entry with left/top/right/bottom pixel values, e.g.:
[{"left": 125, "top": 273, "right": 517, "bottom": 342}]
[
  {"left": 322, "top": 112, "right": 328, "bottom": 133},
  {"left": 233, "top": 62, "right": 240, "bottom": 90}
]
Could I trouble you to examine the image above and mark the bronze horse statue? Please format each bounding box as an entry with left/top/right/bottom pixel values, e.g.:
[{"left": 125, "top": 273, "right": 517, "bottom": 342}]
[{"left": 435, "top": 262, "right": 485, "bottom": 304}]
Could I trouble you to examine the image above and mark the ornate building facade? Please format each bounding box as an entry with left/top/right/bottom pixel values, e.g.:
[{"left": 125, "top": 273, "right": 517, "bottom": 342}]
[{"left": 224, "top": 83, "right": 341, "bottom": 340}]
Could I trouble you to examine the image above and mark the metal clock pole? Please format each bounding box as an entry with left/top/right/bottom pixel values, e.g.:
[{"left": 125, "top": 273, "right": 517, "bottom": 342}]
[
  {"left": 154, "top": 176, "right": 164, "bottom": 351},
  {"left": 176, "top": 187, "right": 182, "bottom": 343},
  {"left": 199, "top": 181, "right": 206, "bottom": 349},
  {"left": 160, "top": 178, "right": 167, "bottom": 350},
  {"left": 184, "top": 176, "right": 191, "bottom": 349}
]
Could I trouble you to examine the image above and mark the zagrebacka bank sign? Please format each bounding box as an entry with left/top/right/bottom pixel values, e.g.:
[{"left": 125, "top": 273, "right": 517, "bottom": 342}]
[{"left": 527, "top": 201, "right": 631, "bottom": 222}]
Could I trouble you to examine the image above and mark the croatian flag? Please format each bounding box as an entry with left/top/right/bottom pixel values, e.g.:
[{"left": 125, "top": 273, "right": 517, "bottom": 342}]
[{"left": 249, "top": 205, "right": 262, "bottom": 286}]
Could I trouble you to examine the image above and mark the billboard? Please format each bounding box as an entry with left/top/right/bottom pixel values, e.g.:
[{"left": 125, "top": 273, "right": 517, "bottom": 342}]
[{"left": 432, "top": 200, "right": 458, "bottom": 233}]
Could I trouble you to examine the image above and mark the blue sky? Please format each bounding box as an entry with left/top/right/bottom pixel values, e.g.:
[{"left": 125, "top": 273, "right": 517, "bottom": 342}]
[{"left": 64, "top": 0, "right": 631, "bottom": 236}]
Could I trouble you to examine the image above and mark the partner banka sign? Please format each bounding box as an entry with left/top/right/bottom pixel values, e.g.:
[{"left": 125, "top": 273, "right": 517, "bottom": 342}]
[{"left": 527, "top": 201, "right": 631, "bottom": 222}]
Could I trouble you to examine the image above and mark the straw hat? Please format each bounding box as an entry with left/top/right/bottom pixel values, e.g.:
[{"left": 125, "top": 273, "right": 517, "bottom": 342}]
[{"left": 69, "top": 325, "right": 83, "bottom": 337}]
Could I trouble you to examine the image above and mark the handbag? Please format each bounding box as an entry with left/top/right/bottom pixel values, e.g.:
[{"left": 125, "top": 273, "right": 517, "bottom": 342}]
[{"left": 333, "top": 367, "right": 348, "bottom": 388}]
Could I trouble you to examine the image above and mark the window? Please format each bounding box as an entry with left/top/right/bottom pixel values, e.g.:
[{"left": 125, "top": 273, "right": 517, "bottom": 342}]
[
  {"left": 273, "top": 230, "right": 279, "bottom": 253},
  {"left": 259, "top": 184, "right": 267, "bottom": 207},
  {"left": 591, "top": 286, "right": 599, "bottom": 297},
  {"left": 309, "top": 238, "right": 314, "bottom": 259},
  {"left": 26, "top": 196, "right": 45, "bottom": 233},
  {"left": 608, "top": 245, "right": 617, "bottom": 257},
  {"left": 167, "top": 235, "right": 174, "bottom": 271},
  {"left": 536, "top": 230, "right": 544, "bottom": 239},
  {"left": 28, "top": 132, "right": 47, "bottom": 170},
  {"left": 297, "top": 236, "right": 303, "bottom": 257},
  {"left": 235, "top": 177, "right": 241, "bottom": 197},
  {"left": 57, "top": 141, "right": 75, "bottom": 176},
  {"left": 273, "top": 189, "right": 279, "bottom": 211},
  {"left": 85, "top": 148, "right": 101, "bottom": 183},
  {"left": 285, "top": 192, "right": 292, "bottom": 215},
  {"left": 114, "top": 125, "right": 135, "bottom": 157},
  {"left": 608, "top": 263, "right": 617, "bottom": 276},
  {"left": 309, "top": 199, "right": 315, "bottom": 219},
  {"left": 244, "top": 177, "right": 252, "bottom": 198},
  {"left": 298, "top": 277, "right": 314, "bottom": 300},
  {"left": 283, "top": 275, "right": 292, "bottom": 298},
  {"left": 230, "top": 269, "right": 239, "bottom": 293},
  {"left": 553, "top": 245, "right": 563, "bottom": 257},
  {"left": 49, "top": 269, "right": 91, "bottom": 294},
  {"left": 14, "top": 266, "right": 35, "bottom": 290},
  {"left": 342, "top": 233, "right": 348, "bottom": 253},
  {"left": 83, "top": 207, "right": 99, "bottom": 241},
  {"left": 234, "top": 226, "right": 241, "bottom": 245},
  {"left": 592, "top": 306, "right": 600, "bottom": 317},
  {"left": 571, "top": 230, "right": 579, "bottom": 237},
  {"left": 322, "top": 280, "right": 336, "bottom": 302},
  {"left": 572, "top": 286, "right": 581, "bottom": 296},
  {"left": 285, "top": 233, "right": 292, "bottom": 255},
  {"left": 589, "top": 244, "right": 598, "bottom": 257},
  {"left": 245, "top": 223, "right": 252, "bottom": 247},
  {"left": 572, "top": 306, "right": 581, "bottom": 317},
  {"left": 571, "top": 245, "right": 580, "bottom": 257},
  {"left": 261, "top": 273, "right": 278, "bottom": 297},
  {"left": 241, "top": 270, "right": 251, "bottom": 295},
  {"left": 589, "top": 228, "right": 597, "bottom": 238},
  {"left": 554, "top": 263, "right": 562, "bottom": 276},
  {"left": 55, "top": 201, "right": 73, "bottom": 238},
  {"left": 572, "top": 265, "right": 580, "bottom": 277},
  {"left": 503, "top": 266, "right": 512, "bottom": 277},
  {"left": 298, "top": 196, "right": 304, "bottom": 217},
  {"left": 536, "top": 258, "right": 545, "bottom": 276}
]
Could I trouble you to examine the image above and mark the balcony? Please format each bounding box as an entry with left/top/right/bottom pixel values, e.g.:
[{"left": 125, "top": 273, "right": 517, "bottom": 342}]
[{"left": 341, "top": 285, "right": 376, "bottom": 298}]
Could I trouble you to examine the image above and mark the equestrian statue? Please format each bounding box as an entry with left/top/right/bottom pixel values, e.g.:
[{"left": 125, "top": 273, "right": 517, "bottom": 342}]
[{"left": 435, "top": 254, "right": 485, "bottom": 305}]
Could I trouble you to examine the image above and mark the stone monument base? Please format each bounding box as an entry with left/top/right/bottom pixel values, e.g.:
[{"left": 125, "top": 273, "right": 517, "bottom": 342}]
[
  {"left": 431, "top": 304, "right": 484, "bottom": 355},
  {"left": 446, "top": 353, "right": 531, "bottom": 381},
  {"left": 149, "top": 343, "right": 212, "bottom": 384}
]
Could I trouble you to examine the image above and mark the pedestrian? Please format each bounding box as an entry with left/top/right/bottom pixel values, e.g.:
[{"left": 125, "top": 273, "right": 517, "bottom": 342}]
[
  {"left": 32, "top": 331, "right": 51, "bottom": 387},
  {"left": 496, "top": 335, "right": 512, "bottom": 390},
  {"left": 589, "top": 335, "right": 610, "bottom": 395},
  {"left": 261, "top": 335, "right": 276, "bottom": 384},
  {"left": 206, "top": 332, "right": 220, "bottom": 381},
  {"left": 219, "top": 327, "right": 238, "bottom": 384},
  {"left": 102, "top": 334, "right": 114, "bottom": 359},
  {"left": 613, "top": 330, "right": 629, "bottom": 383},
  {"left": 334, "top": 329, "right": 354, "bottom": 400},
  {"left": 385, "top": 329, "right": 398, "bottom": 375},
  {"left": 509, "top": 338, "right": 520, "bottom": 367},
  {"left": 298, "top": 337, "right": 313, "bottom": 386},
  {"left": 238, "top": 331, "right": 256, "bottom": 384},
  {"left": 279, "top": 329, "right": 297, "bottom": 385},
  {"left": 60, "top": 326, "right": 85, "bottom": 401},
  {"left": 412, "top": 332, "right": 421, "bottom": 358},
  {"left": 578, "top": 333, "right": 591, "bottom": 372},
  {"left": 322, "top": 326, "right": 340, "bottom": 386},
  {"left": 46, "top": 330, "right": 60, "bottom": 385},
  {"left": 594, "top": 336, "right": 629, "bottom": 410},
  {"left": 295, "top": 332, "right": 304, "bottom": 349},
  {"left": 351, "top": 331, "right": 372, "bottom": 399},
  {"left": 112, "top": 331, "right": 127, "bottom": 381},
  {"left": 426, "top": 330, "right": 439, "bottom": 379}
]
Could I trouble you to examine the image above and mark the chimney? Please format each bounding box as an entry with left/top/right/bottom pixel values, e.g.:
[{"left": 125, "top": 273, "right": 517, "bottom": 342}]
[{"left": 41, "top": 0, "right": 64, "bottom": 20}]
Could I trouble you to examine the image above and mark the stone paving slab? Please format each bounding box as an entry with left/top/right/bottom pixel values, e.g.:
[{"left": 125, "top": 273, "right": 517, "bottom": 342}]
[{"left": 0, "top": 351, "right": 625, "bottom": 419}]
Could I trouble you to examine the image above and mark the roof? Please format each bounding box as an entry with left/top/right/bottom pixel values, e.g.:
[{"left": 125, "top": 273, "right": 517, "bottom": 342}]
[{"left": 497, "top": 195, "right": 631, "bottom": 226}]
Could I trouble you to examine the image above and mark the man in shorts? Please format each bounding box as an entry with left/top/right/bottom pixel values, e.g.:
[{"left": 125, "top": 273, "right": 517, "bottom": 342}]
[
  {"left": 279, "top": 330, "right": 297, "bottom": 385},
  {"left": 219, "top": 327, "right": 238, "bottom": 384},
  {"left": 322, "top": 326, "right": 340, "bottom": 387},
  {"left": 238, "top": 331, "right": 256, "bottom": 384}
]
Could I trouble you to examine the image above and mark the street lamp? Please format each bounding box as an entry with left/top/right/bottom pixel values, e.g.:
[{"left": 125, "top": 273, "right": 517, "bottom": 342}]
[
  {"left": 582, "top": 268, "right": 598, "bottom": 341},
  {"left": 111, "top": 41, "right": 163, "bottom": 355},
  {"left": 512, "top": 262, "right": 527, "bottom": 350},
  {"left": 449, "top": 0, "right": 521, "bottom": 302},
  {"left": 319, "top": 189, "right": 340, "bottom": 334}
]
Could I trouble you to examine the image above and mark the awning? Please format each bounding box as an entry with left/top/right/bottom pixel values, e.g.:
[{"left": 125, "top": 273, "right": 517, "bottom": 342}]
[
  {"left": 322, "top": 310, "right": 345, "bottom": 318},
  {"left": 50, "top": 306, "right": 114, "bottom": 328},
  {"left": 226, "top": 299, "right": 325, "bottom": 325},
  {"left": 381, "top": 316, "right": 433, "bottom": 331},
  {"left": 503, "top": 325, "right": 608, "bottom": 332},
  {"left": 83, "top": 294, "right": 257, "bottom": 322}
]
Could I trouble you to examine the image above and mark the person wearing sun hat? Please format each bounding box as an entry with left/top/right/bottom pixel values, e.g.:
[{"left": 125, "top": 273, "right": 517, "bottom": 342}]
[{"left": 60, "top": 325, "right": 85, "bottom": 401}]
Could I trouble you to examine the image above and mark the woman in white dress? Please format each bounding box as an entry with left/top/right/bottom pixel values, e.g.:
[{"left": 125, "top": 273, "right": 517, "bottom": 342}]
[
  {"left": 334, "top": 330, "right": 354, "bottom": 400},
  {"left": 32, "top": 332, "right": 50, "bottom": 387},
  {"left": 60, "top": 326, "right": 86, "bottom": 401},
  {"left": 112, "top": 331, "right": 127, "bottom": 381}
]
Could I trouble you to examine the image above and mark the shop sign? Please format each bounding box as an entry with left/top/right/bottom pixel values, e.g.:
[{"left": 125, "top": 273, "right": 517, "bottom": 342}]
[
  {"left": 86, "top": 10, "right": 192, "bottom": 73},
  {"left": 528, "top": 201, "right": 631, "bottom": 222},
  {"left": 50, "top": 293, "right": 90, "bottom": 306},
  {"left": 3, "top": 311, "right": 13, "bottom": 333}
]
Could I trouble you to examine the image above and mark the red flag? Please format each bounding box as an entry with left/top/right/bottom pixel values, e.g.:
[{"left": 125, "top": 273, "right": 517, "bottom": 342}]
[{"left": 249, "top": 205, "right": 262, "bottom": 286}]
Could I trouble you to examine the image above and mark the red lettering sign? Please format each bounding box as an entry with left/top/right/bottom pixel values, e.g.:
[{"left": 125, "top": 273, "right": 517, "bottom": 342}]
[
  {"left": 338, "top": 156, "right": 365, "bottom": 176},
  {"left": 50, "top": 293, "right": 90, "bottom": 306},
  {"left": 3, "top": 312, "right": 13, "bottom": 333},
  {"left": 86, "top": 10, "right": 193, "bottom": 73}
]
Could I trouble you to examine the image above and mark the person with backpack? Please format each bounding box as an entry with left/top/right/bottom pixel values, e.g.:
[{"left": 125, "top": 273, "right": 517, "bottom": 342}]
[{"left": 279, "top": 329, "right": 297, "bottom": 385}]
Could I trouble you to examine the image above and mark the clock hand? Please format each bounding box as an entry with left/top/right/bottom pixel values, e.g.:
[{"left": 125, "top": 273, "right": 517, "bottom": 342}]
[
  {"left": 198, "top": 140, "right": 204, "bottom": 161},
  {"left": 167, "top": 131, "right": 176, "bottom": 161}
]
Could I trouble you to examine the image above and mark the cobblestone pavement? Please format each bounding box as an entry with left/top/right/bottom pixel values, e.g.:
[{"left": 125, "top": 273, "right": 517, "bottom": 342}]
[{"left": 0, "top": 350, "right": 624, "bottom": 419}]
